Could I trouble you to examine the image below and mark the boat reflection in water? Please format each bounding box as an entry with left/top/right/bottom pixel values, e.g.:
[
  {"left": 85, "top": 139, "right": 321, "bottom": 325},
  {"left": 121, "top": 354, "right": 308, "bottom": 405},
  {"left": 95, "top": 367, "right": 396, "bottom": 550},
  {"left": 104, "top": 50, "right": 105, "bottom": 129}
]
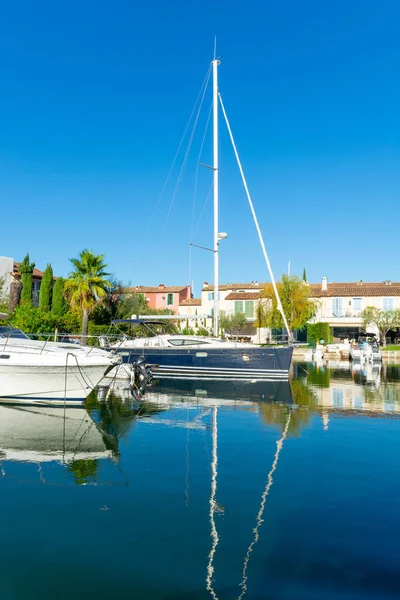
[
  {"left": 0, "top": 404, "right": 113, "bottom": 463},
  {"left": 0, "top": 402, "right": 120, "bottom": 485},
  {"left": 108, "top": 377, "right": 294, "bottom": 408}
]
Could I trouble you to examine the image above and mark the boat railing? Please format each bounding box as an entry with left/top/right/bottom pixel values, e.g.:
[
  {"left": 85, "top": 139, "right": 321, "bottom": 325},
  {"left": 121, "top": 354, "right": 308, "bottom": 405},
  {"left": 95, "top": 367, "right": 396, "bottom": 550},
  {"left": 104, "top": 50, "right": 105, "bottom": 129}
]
[{"left": 5, "top": 332, "right": 129, "bottom": 350}]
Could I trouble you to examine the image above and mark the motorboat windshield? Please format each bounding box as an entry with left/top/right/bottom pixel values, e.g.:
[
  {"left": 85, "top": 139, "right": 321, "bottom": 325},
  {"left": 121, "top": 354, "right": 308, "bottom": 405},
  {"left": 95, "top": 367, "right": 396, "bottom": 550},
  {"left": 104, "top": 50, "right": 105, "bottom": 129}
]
[{"left": 0, "top": 326, "right": 30, "bottom": 340}]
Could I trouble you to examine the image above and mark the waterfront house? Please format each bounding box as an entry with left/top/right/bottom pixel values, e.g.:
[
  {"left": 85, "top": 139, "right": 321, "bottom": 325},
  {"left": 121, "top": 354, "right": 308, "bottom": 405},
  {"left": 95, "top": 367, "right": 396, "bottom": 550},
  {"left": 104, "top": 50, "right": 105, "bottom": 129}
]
[
  {"left": 177, "top": 281, "right": 269, "bottom": 342},
  {"left": 310, "top": 277, "right": 400, "bottom": 342},
  {"left": 178, "top": 297, "right": 204, "bottom": 329},
  {"left": 179, "top": 277, "right": 400, "bottom": 343},
  {"left": 125, "top": 284, "right": 192, "bottom": 314}
]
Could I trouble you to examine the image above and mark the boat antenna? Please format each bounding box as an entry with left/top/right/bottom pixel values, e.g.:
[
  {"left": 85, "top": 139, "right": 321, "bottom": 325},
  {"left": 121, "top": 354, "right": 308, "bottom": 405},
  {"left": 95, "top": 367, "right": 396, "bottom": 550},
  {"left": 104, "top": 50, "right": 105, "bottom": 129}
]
[{"left": 218, "top": 92, "right": 294, "bottom": 343}]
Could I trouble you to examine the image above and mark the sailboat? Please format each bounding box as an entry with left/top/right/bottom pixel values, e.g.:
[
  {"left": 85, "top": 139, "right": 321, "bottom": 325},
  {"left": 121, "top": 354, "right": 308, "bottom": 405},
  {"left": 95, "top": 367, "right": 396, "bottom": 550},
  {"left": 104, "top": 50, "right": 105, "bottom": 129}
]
[{"left": 109, "top": 56, "right": 293, "bottom": 381}]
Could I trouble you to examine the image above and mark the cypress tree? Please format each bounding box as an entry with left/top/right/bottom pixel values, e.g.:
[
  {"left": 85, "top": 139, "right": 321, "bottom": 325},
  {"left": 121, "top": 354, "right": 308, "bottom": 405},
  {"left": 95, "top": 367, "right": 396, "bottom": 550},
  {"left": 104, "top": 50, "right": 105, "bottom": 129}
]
[
  {"left": 39, "top": 264, "right": 53, "bottom": 311},
  {"left": 19, "top": 253, "right": 35, "bottom": 305},
  {"left": 52, "top": 277, "right": 68, "bottom": 316},
  {"left": 302, "top": 268, "right": 307, "bottom": 282}
]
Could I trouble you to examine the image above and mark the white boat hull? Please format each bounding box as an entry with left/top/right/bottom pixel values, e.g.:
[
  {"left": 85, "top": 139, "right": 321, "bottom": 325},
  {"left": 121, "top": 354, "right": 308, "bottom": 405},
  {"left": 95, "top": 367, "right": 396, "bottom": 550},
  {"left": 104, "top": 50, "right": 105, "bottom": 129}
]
[
  {"left": 0, "top": 362, "right": 113, "bottom": 405},
  {"left": 0, "top": 328, "right": 120, "bottom": 405}
]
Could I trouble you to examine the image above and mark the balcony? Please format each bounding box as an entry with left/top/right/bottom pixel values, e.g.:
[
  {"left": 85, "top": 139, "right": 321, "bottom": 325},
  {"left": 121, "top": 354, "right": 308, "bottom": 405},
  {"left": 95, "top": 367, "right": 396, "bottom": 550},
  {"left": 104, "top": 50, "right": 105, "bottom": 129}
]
[{"left": 315, "top": 311, "right": 363, "bottom": 324}]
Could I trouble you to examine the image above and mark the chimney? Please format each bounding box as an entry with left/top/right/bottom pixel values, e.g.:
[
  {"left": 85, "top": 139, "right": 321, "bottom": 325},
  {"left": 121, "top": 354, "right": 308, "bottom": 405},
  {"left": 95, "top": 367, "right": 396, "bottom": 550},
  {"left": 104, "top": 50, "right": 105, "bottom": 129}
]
[
  {"left": 159, "top": 284, "right": 165, "bottom": 288},
  {"left": 321, "top": 276, "right": 328, "bottom": 291}
]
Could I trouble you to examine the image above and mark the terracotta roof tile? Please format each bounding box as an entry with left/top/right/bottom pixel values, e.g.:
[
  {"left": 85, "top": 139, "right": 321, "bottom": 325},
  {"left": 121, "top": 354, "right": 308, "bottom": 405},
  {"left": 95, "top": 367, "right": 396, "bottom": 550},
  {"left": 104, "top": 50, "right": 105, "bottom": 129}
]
[
  {"left": 203, "top": 282, "right": 264, "bottom": 291},
  {"left": 310, "top": 282, "right": 400, "bottom": 297},
  {"left": 14, "top": 262, "right": 45, "bottom": 279},
  {"left": 225, "top": 292, "right": 261, "bottom": 300},
  {"left": 126, "top": 285, "right": 189, "bottom": 294},
  {"left": 180, "top": 298, "right": 202, "bottom": 306}
]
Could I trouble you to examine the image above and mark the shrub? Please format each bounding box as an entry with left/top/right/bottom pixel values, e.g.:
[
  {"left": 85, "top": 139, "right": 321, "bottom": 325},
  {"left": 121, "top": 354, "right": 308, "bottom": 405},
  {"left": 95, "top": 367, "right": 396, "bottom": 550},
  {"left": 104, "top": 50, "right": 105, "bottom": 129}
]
[{"left": 306, "top": 322, "right": 332, "bottom": 345}]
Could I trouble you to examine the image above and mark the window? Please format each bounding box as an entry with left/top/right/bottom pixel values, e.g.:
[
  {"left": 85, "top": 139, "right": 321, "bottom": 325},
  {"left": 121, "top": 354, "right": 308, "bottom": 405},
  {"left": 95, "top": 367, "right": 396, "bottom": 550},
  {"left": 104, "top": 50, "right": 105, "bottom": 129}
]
[
  {"left": 383, "top": 297, "right": 394, "bottom": 311},
  {"left": 33, "top": 280, "right": 41, "bottom": 307},
  {"left": 332, "top": 298, "right": 343, "bottom": 317},
  {"left": 245, "top": 300, "right": 254, "bottom": 318},
  {"left": 207, "top": 292, "right": 220, "bottom": 301},
  {"left": 167, "top": 293, "right": 174, "bottom": 305},
  {"left": 168, "top": 338, "right": 207, "bottom": 346},
  {"left": 353, "top": 298, "right": 362, "bottom": 311},
  {"left": 235, "top": 300, "right": 254, "bottom": 318},
  {"left": 234, "top": 300, "right": 244, "bottom": 314}
]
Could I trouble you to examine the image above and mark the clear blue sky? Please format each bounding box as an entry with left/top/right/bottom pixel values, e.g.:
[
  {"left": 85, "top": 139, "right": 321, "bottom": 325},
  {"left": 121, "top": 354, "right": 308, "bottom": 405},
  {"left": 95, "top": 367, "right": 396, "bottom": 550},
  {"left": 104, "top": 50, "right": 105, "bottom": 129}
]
[{"left": 1, "top": 0, "right": 399, "bottom": 294}]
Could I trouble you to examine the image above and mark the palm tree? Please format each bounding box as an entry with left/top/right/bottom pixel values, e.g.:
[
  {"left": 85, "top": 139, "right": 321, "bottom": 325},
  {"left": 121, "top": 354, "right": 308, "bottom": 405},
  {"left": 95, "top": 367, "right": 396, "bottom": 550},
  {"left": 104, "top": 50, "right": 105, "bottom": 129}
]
[{"left": 64, "top": 250, "right": 112, "bottom": 344}]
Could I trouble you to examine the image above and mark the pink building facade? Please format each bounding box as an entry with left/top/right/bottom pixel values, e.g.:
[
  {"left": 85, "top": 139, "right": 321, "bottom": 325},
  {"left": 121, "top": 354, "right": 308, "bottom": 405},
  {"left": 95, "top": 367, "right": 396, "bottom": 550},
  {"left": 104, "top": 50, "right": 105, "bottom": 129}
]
[{"left": 127, "top": 284, "right": 192, "bottom": 314}]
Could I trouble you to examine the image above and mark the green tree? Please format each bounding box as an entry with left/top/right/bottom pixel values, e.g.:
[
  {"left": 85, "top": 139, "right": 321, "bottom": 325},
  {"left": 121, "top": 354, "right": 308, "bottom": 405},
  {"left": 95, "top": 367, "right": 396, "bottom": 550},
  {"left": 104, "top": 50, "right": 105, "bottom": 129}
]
[
  {"left": 52, "top": 277, "right": 68, "bottom": 316},
  {"left": 38, "top": 264, "right": 53, "bottom": 311},
  {"left": 64, "top": 250, "right": 112, "bottom": 344},
  {"left": 362, "top": 306, "right": 400, "bottom": 347},
  {"left": 219, "top": 312, "right": 248, "bottom": 339},
  {"left": 257, "top": 274, "right": 317, "bottom": 331},
  {"left": 302, "top": 268, "right": 307, "bottom": 282},
  {"left": 19, "top": 253, "right": 35, "bottom": 305},
  {"left": 116, "top": 291, "right": 149, "bottom": 319}
]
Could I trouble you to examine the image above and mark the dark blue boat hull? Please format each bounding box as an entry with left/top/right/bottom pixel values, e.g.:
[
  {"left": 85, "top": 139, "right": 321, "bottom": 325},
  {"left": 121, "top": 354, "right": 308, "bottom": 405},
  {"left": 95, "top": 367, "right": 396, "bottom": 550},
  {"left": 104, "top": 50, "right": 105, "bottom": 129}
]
[
  {"left": 116, "top": 346, "right": 293, "bottom": 380},
  {"left": 150, "top": 377, "right": 293, "bottom": 404}
]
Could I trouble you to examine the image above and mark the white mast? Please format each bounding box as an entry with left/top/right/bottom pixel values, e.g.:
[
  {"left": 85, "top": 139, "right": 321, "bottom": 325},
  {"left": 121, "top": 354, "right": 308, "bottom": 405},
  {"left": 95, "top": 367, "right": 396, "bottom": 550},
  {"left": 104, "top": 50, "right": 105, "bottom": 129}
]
[{"left": 212, "top": 57, "right": 220, "bottom": 337}]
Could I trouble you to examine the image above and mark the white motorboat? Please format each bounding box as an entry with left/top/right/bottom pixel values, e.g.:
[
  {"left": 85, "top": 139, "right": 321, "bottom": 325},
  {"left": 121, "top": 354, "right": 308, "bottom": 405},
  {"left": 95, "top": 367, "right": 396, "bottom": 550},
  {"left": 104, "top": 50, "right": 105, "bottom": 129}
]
[
  {"left": 349, "top": 334, "right": 382, "bottom": 363},
  {"left": 0, "top": 325, "right": 120, "bottom": 405}
]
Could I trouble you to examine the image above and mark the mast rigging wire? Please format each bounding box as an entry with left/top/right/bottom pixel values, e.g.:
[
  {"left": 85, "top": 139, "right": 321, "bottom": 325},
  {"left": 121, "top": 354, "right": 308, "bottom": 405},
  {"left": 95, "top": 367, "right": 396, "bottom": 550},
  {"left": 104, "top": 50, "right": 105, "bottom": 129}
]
[
  {"left": 218, "top": 92, "right": 294, "bottom": 343},
  {"left": 188, "top": 100, "right": 214, "bottom": 287},
  {"left": 147, "top": 65, "right": 212, "bottom": 231},
  {"left": 162, "top": 68, "right": 211, "bottom": 233}
]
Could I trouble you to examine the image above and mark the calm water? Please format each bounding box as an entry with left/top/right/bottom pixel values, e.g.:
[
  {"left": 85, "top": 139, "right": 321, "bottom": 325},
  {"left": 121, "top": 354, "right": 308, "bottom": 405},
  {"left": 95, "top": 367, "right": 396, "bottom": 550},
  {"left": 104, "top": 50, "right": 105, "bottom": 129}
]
[{"left": 0, "top": 362, "right": 400, "bottom": 599}]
